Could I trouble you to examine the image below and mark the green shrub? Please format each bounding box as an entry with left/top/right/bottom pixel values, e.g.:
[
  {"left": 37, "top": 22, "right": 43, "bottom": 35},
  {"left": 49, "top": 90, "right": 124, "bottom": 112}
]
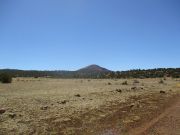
[{"left": 0, "top": 73, "right": 12, "bottom": 83}]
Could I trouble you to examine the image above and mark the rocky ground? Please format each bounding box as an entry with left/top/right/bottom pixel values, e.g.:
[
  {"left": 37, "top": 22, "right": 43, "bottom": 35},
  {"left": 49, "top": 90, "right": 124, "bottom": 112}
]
[{"left": 0, "top": 78, "right": 179, "bottom": 135}]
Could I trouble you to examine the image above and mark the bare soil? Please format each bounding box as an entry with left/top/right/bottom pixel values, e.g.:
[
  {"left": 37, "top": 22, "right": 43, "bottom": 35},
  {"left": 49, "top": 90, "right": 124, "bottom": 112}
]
[{"left": 142, "top": 97, "right": 180, "bottom": 135}]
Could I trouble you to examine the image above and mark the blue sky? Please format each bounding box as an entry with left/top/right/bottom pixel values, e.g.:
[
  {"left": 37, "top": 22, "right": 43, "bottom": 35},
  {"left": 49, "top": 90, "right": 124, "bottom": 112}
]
[{"left": 0, "top": 0, "right": 180, "bottom": 71}]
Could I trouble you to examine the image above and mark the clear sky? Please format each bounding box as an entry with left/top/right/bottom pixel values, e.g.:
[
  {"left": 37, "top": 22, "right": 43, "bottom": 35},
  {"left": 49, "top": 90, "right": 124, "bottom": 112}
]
[{"left": 0, "top": 0, "right": 180, "bottom": 71}]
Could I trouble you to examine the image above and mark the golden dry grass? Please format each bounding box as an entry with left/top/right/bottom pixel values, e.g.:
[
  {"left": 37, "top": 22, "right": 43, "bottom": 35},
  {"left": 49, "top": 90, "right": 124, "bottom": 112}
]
[{"left": 0, "top": 78, "right": 179, "bottom": 134}]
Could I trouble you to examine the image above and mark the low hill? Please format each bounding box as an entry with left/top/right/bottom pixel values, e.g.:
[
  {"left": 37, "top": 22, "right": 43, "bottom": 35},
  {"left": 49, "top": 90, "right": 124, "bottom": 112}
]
[{"left": 77, "top": 64, "right": 110, "bottom": 73}]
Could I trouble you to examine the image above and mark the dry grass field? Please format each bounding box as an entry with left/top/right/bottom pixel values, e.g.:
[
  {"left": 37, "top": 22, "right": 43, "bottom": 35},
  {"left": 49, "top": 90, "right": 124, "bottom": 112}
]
[{"left": 0, "top": 78, "right": 180, "bottom": 135}]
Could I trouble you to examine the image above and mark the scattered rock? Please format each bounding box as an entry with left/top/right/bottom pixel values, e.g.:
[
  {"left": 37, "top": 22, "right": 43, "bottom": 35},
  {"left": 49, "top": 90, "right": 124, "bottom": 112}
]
[
  {"left": 130, "top": 103, "right": 135, "bottom": 108},
  {"left": 99, "top": 114, "right": 106, "bottom": 118},
  {"left": 40, "top": 106, "right": 48, "bottom": 110},
  {"left": 0, "top": 108, "right": 6, "bottom": 114},
  {"left": 160, "top": 90, "right": 166, "bottom": 94},
  {"left": 8, "top": 113, "right": 16, "bottom": 118},
  {"left": 60, "top": 100, "right": 68, "bottom": 104},
  {"left": 123, "top": 119, "right": 134, "bottom": 124},
  {"left": 75, "top": 94, "right": 81, "bottom": 97},
  {"left": 132, "top": 116, "right": 141, "bottom": 121},
  {"left": 62, "top": 118, "right": 71, "bottom": 123},
  {"left": 122, "top": 111, "right": 127, "bottom": 113},
  {"left": 129, "top": 102, "right": 142, "bottom": 109},
  {"left": 108, "top": 82, "right": 112, "bottom": 85},
  {"left": 116, "top": 89, "right": 122, "bottom": 93}
]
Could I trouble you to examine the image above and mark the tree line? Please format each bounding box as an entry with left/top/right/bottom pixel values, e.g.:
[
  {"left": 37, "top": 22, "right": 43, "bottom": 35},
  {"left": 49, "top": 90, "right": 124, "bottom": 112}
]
[{"left": 0, "top": 68, "right": 179, "bottom": 80}]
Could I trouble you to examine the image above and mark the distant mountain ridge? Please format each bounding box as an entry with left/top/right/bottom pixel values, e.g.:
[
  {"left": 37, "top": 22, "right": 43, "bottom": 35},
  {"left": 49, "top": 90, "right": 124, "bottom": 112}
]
[
  {"left": 0, "top": 65, "right": 179, "bottom": 78},
  {"left": 77, "top": 64, "right": 110, "bottom": 73}
]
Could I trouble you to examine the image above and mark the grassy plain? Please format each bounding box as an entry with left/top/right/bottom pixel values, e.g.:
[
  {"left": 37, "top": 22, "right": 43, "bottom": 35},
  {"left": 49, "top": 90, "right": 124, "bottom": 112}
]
[{"left": 0, "top": 78, "right": 179, "bottom": 134}]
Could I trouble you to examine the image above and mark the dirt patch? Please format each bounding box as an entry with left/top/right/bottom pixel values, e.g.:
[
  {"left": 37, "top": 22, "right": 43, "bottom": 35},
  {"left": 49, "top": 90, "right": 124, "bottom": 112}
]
[{"left": 42, "top": 92, "right": 179, "bottom": 135}]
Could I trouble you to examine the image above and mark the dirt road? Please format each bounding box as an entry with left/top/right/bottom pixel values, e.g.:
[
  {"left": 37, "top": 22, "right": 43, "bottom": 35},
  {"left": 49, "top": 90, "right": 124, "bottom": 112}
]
[
  {"left": 97, "top": 93, "right": 180, "bottom": 135},
  {"left": 129, "top": 97, "right": 180, "bottom": 135},
  {"left": 144, "top": 98, "right": 180, "bottom": 135}
]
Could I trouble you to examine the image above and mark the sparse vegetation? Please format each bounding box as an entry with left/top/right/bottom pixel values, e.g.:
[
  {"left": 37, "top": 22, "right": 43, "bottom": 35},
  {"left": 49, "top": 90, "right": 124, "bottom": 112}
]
[
  {"left": 75, "top": 94, "right": 81, "bottom": 97},
  {"left": 122, "top": 81, "right": 128, "bottom": 85},
  {"left": 108, "top": 82, "right": 112, "bottom": 85},
  {"left": 0, "top": 78, "right": 179, "bottom": 134}
]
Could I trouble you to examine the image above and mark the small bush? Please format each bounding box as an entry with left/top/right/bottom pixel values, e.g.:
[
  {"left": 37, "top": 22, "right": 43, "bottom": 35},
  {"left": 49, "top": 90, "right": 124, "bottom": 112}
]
[
  {"left": 116, "top": 89, "right": 122, "bottom": 93},
  {"left": 159, "top": 79, "right": 164, "bottom": 84},
  {"left": 108, "top": 82, "right": 112, "bottom": 85},
  {"left": 160, "top": 90, "right": 166, "bottom": 94},
  {"left": 0, "top": 73, "right": 12, "bottom": 83},
  {"left": 75, "top": 94, "right": 81, "bottom": 97},
  {"left": 122, "top": 81, "right": 128, "bottom": 85}
]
